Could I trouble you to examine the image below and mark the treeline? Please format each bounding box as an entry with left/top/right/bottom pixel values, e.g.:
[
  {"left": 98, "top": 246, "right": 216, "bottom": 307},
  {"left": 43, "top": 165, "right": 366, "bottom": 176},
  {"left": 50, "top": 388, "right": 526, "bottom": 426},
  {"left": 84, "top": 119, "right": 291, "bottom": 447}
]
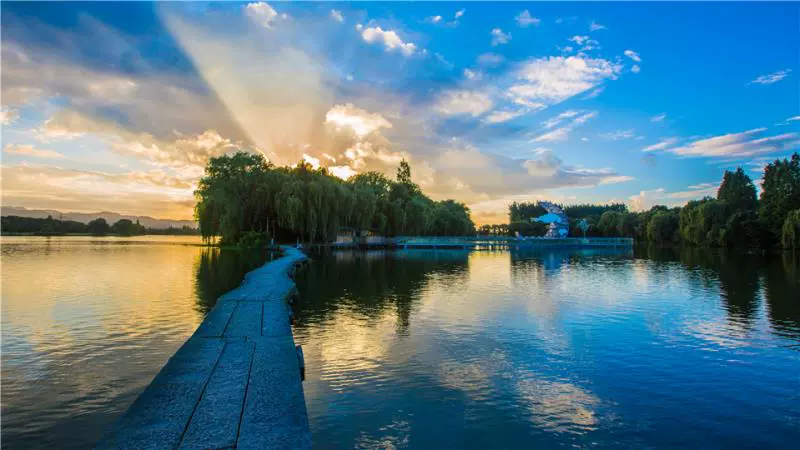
[
  {"left": 195, "top": 152, "right": 475, "bottom": 245},
  {"left": 1, "top": 215, "right": 199, "bottom": 236},
  {"left": 481, "top": 153, "right": 800, "bottom": 251},
  {"left": 483, "top": 202, "right": 628, "bottom": 237}
]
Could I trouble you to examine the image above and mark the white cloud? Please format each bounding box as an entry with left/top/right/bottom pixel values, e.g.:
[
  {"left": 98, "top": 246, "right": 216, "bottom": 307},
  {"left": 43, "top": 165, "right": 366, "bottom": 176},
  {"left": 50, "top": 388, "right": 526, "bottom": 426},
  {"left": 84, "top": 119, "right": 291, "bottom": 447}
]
[
  {"left": 533, "top": 127, "right": 570, "bottom": 142},
  {"left": 463, "top": 69, "right": 482, "bottom": 81},
  {"left": 641, "top": 138, "right": 678, "bottom": 152},
  {"left": 663, "top": 129, "right": 798, "bottom": 158},
  {"left": 631, "top": 65, "right": 641, "bottom": 74},
  {"left": 688, "top": 182, "right": 715, "bottom": 190},
  {"left": 601, "top": 129, "right": 637, "bottom": 141},
  {"left": 434, "top": 90, "right": 493, "bottom": 117},
  {"left": 508, "top": 56, "right": 621, "bottom": 107},
  {"left": 325, "top": 103, "right": 392, "bottom": 137},
  {"left": 437, "top": 146, "right": 493, "bottom": 170},
  {"left": 1, "top": 108, "right": 20, "bottom": 125},
  {"left": 328, "top": 165, "right": 356, "bottom": 180},
  {"left": 541, "top": 110, "right": 580, "bottom": 129},
  {"left": 302, "top": 153, "right": 320, "bottom": 168},
  {"left": 39, "top": 110, "right": 250, "bottom": 174},
  {"left": 484, "top": 109, "right": 526, "bottom": 124},
  {"left": 589, "top": 21, "right": 606, "bottom": 31},
  {"left": 434, "top": 52, "right": 454, "bottom": 70},
  {"left": 477, "top": 52, "right": 504, "bottom": 66},
  {"left": 455, "top": 9, "right": 465, "bottom": 19},
  {"left": 600, "top": 175, "right": 634, "bottom": 185},
  {"left": 33, "top": 117, "right": 87, "bottom": 141},
  {"left": 650, "top": 113, "right": 667, "bottom": 123},
  {"left": 426, "top": 15, "right": 443, "bottom": 24},
  {"left": 360, "top": 26, "right": 417, "bottom": 56},
  {"left": 4, "top": 144, "right": 64, "bottom": 159},
  {"left": 491, "top": 28, "right": 511, "bottom": 46},
  {"left": 624, "top": 50, "right": 641, "bottom": 62},
  {"left": 533, "top": 111, "right": 597, "bottom": 142},
  {"left": 516, "top": 10, "right": 540, "bottom": 28},
  {"left": 776, "top": 115, "right": 800, "bottom": 126},
  {"left": 330, "top": 9, "right": 344, "bottom": 23},
  {"left": 628, "top": 188, "right": 666, "bottom": 212},
  {"left": 569, "top": 36, "right": 590, "bottom": 45},
  {"left": 582, "top": 86, "right": 605, "bottom": 99},
  {"left": 748, "top": 69, "right": 792, "bottom": 85},
  {"left": 572, "top": 111, "right": 597, "bottom": 125},
  {"left": 509, "top": 97, "right": 546, "bottom": 110},
  {"left": 523, "top": 149, "right": 562, "bottom": 176},
  {"left": 245, "top": 2, "right": 285, "bottom": 28},
  {"left": 567, "top": 35, "right": 600, "bottom": 52}
]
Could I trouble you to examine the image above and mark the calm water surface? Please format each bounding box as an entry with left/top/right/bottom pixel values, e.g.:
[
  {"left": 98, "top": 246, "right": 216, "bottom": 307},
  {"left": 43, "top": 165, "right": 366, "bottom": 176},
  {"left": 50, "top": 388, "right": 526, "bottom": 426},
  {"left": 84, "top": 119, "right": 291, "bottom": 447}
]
[
  {"left": 1, "top": 236, "right": 271, "bottom": 449},
  {"left": 294, "top": 248, "right": 800, "bottom": 449},
  {"left": 2, "top": 239, "right": 799, "bottom": 449}
]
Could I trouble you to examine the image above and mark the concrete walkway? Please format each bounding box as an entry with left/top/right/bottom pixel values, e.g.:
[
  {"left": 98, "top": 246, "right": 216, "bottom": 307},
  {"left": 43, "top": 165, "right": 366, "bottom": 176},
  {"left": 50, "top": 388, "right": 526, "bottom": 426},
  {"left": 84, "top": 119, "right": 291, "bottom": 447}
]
[{"left": 97, "top": 248, "right": 311, "bottom": 450}]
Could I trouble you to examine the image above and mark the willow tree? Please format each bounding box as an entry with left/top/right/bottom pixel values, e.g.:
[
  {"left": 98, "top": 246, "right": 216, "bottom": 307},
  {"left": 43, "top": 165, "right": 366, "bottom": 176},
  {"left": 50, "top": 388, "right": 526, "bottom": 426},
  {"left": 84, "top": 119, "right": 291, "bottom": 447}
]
[
  {"left": 195, "top": 152, "right": 475, "bottom": 244},
  {"left": 195, "top": 152, "right": 272, "bottom": 243}
]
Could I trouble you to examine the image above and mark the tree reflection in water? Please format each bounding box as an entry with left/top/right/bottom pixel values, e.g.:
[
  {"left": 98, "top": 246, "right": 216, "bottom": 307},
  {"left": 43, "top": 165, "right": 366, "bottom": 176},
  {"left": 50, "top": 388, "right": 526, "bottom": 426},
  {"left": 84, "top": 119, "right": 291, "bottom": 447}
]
[
  {"left": 293, "top": 249, "right": 470, "bottom": 335},
  {"left": 640, "top": 246, "right": 800, "bottom": 339},
  {"left": 194, "top": 247, "right": 277, "bottom": 314}
]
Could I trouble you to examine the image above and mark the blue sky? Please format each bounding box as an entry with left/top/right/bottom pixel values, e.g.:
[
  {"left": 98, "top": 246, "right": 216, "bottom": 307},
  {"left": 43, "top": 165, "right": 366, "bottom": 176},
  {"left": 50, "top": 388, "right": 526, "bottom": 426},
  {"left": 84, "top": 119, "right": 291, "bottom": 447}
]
[{"left": 1, "top": 1, "right": 798, "bottom": 223}]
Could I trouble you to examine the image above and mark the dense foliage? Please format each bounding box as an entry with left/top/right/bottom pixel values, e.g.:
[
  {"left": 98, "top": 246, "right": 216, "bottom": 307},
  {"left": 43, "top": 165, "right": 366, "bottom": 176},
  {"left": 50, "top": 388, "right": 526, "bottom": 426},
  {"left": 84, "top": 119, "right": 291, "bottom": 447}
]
[
  {"left": 782, "top": 209, "right": 800, "bottom": 250},
  {"left": 1, "top": 215, "right": 196, "bottom": 236},
  {"left": 563, "top": 203, "right": 628, "bottom": 219},
  {"left": 87, "top": 218, "right": 111, "bottom": 236},
  {"left": 759, "top": 154, "right": 800, "bottom": 238},
  {"left": 479, "top": 152, "right": 800, "bottom": 251},
  {"left": 194, "top": 153, "right": 475, "bottom": 245},
  {"left": 110, "top": 219, "right": 147, "bottom": 236},
  {"left": 2, "top": 215, "right": 87, "bottom": 235}
]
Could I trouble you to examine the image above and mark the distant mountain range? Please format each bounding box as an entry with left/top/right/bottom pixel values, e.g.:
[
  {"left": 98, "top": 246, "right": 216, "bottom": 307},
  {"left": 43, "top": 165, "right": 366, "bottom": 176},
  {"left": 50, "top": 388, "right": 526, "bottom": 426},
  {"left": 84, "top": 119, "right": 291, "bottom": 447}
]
[{"left": 1, "top": 206, "right": 197, "bottom": 229}]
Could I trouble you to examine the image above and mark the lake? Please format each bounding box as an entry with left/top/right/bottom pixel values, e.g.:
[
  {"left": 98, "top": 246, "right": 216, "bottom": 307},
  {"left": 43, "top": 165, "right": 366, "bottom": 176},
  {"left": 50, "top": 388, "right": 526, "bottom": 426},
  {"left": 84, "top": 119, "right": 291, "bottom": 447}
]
[
  {"left": 0, "top": 236, "right": 272, "bottom": 449},
  {"left": 2, "top": 237, "right": 799, "bottom": 448}
]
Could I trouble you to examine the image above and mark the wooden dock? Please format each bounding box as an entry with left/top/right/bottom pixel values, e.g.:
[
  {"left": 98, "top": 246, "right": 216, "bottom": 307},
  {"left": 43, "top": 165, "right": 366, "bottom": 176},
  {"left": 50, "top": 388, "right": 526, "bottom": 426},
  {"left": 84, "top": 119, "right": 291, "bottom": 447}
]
[{"left": 97, "top": 248, "right": 311, "bottom": 450}]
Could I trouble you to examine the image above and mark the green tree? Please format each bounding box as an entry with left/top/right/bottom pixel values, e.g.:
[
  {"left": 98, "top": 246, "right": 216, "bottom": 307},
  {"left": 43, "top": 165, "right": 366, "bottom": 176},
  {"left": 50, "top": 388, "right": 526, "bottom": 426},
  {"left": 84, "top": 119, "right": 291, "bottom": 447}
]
[
  {"left": 396, "top": 159, "right": 413, "bottom": 186},
  {"left": 616, "top": 213, "right": 637, "bottom": 237},
  {"left": 717, "top": 167, "right": 757, "bottom": 213},
  {"left": 194, "top": 152, "right": 474, "bottom": 244},
  {"left": 759, "top": 153, "right": 800, "bottom": 240},
  {"left": 647, "top": 210, "right": 679, "bottom": 244},
  {"left": 111, "top": 219, "right": 145, "bottom": 236},
  {"left": 781, "top": 209, "right": 800, "bottom": 250},
  {"left": 680, "top": 198, "right": 729, "bottom": 246},
  {"left": 87, "top": 218, "right": 111, "bottom": 236},
  {"left": 563, "top": 203, "right": 627, "bottom": 219},
  {"left": 597, "top": 211, "right": 622, "bottom": 236}
]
